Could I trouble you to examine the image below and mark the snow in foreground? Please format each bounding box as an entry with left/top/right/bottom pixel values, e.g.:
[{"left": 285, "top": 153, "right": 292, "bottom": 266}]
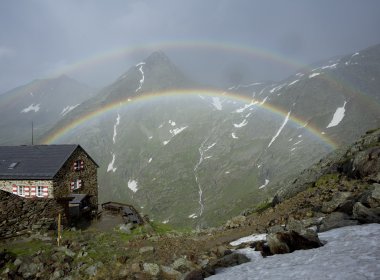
[{"left": 207, "top": 224, "right": 380, "bottom": 280}]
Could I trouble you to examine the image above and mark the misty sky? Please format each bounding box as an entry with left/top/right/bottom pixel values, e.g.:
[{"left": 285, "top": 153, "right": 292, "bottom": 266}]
[{"left": 0, "top": 0, "right": 380, "bottom": 93}]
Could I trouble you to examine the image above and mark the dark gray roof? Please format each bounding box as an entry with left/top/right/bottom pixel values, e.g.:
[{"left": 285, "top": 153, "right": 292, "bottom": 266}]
[{"left": 0, "top": 145, "right": 89, "bottom": 179}]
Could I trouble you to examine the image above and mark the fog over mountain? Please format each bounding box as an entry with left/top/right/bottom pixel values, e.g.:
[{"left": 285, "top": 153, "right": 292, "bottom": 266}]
[{"left": 1, "top": 0, "right": 380, "bottom": 93}]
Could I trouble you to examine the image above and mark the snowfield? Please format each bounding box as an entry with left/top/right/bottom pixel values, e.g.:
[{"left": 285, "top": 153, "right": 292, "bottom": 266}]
[
  {"left": 207, "top": 223, "right": 380, "bottom": 280},
  {"left": 327, "top": 101, "right": 347, "bottom": 128}
]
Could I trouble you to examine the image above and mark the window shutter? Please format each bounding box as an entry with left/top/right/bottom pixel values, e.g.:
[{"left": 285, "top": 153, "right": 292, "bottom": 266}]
[
  {"left": 43, "top": 186, "right": 49, "bottom": 197},
  {"left": 78, "top": 179, "right": 82, "bottom": 188},
  {"left": 70, "top": 181, "right": 75, "bottom": 191},
  {"left": 80, "top": 160, "right": 84, "bottom": 170},
  {"left": 24, "top": 186, "right": 30, "bottom": 197},
  {"left": 30, "top": 186, "right": 36, "bottom": 197},
  {"left": 12, "top": 184, "right": 17, "bottom": 195},
  {"left": 73, "top": 161, "right": 78, "bottom": 171}
]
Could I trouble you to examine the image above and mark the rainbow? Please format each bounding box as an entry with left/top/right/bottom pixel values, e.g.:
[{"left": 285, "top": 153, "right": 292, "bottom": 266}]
[
  {"left": 47, "top": 41, "right": 380, "bottom": 116},
  {"left": 51, "top": 41, "right": 304, "bottom": 77},
  {"left": 42, "top": 88, "right": 338, "bottom": 149}
]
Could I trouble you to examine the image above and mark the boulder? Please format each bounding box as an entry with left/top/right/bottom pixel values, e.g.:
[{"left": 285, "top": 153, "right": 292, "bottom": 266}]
[
  {"left": 184, "top": 269, "right": 204, "bottom": 280},
  {"left": 321, "top": 192, "right": 353, "bottom": 213},
  {"left": 143, "top": 263, "right": 160, "bottom": 276},
  {"left": 172, "top": 257, "right": 193, "bottom": 273},
  {"left": 268, "top": 225, "right": 286, "bottom": 234},
  {"left": 84, "top": 265, "right": 97, "bottom": 277},
  {"left": 319, "top": 212, "right": 358, "bottom": 232},
  {"left": 139, "top": 246, "right": 155, "bottom": 254},
  {"left": 209, "top": 253, "right": 250, "bottom": 269},
  {"left": 161, "top": 265, "right": 182, "bottom": 279},
  {"left": 224, "top": 215, "right": 246, "bottom": 229},
  {"left": 267, "top": 230, "right": 323, "bottom": 255},
  {"left": 286, "top": 218, "right": 306, "bottom": 234},
  {"left": 350, "top": 147, "right": 380, "bottom": 179},
  {"left": 360, "top": 183, "right": 380, "bottom": 208},
  {"left": 353, "top": 202, "right": 380, "bottom": 223},
  {"left": 130, "top": 263, "right": 142, "bottom": 273}
]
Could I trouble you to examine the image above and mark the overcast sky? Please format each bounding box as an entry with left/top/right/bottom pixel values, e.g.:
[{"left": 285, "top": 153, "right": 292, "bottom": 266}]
[{"left": 0, "top": 0, "right": 380, "bottom": 93}]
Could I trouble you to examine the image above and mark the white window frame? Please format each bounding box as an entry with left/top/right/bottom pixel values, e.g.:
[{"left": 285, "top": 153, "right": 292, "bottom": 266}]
[
  {"left": 17, "top": 186, "right": 24, "bottom": 196},
  {"left": 36, "top": 186, "right": 44, "bottom": 197},
  {"left": 74, "top": 179, "right": 81, "bottom": 190}
]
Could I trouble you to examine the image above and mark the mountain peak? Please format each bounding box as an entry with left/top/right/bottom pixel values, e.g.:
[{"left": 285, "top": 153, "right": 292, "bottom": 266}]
[{"left": 144, "top": 50, "right": 170, "bottom": 65}]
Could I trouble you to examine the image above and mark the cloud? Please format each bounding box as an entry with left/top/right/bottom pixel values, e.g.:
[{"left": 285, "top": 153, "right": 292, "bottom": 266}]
[{"left": 0, "top": 47, "right": 14, "bottom": 58}]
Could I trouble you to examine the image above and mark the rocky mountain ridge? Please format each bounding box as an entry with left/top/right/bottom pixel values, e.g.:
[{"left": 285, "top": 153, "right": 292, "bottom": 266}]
[{"left": 0, "top": 75, "right": 95, "bottom": 145}]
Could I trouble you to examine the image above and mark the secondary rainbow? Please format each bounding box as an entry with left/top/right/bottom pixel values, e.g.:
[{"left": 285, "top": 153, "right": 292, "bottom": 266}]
[
  {"left": 51, "top": 40, "right": 304, "bottom": 77},
  {"left": 42, "top": 88, "right": 338, "bottom": 149}
]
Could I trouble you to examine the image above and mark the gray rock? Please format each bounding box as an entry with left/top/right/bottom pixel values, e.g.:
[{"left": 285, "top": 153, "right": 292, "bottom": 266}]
[
  {"left": 50, "top": 269, "right": 64, "bottom": 280},
  {"left": 210, "top": 253, "right": 250, "bottom": 269},
  {"left": 85, "top": 265, "right": 97, "bottom": 276},
  {"left": 172, "top": 257, "right": 193, "bottom": 273},
  {"left": 143, "top": 262, "right": 160, "bottom": 276},
  {"left": 13, "top": 258, "right": 22, "bottom": 267},
  {"left": 184, "top": 269, "right": 204, "bottom": 280},
  {"left": 351, "top": 147, "right": 380, "bottom": 179},
  {"left": 267, "top": 230, "right": 323, "bottom": 255},
  {"left": 302, "top": 216, "right": 325, "bottom": 228},
  {"left": 224, "top": 215, "right": 246, "bottom": 229},
  {"left": 321, "top": 192, "right": 353, "bottom": 213},
  {"left": 18, "top": 262, "right": 39, "bottom": 278},
  {"left": 368, "top": 184, "right": 380, "bottom": 208},
  {"left": 319, "top": 212, "right": 358, "bottom": 232},
  {"left": 161, "top": 265, "right": 182, "bottom": 279},
  {"left": 353, "top": 202, "right": 380, "bottom": 223},
  {"left": 286, "top": 218, "right": 306, "bottom": 234},
  {"left": 56, "top": 246, "right": 76, "bottom": 257},
  {"left": 139, "top": 246, "right": 154, "bottom": 254},
  {"left": 268, "top": 225, "right": 286, "bottom": 234}
]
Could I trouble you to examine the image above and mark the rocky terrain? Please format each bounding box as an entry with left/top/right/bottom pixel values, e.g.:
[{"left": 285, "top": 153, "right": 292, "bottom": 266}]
[{"left": 0, "top": 128, "right": 379, "bottom": 279}]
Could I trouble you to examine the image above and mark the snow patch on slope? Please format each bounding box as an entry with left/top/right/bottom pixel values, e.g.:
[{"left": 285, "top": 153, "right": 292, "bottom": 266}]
[
  {"left": 128, "top": 179, "right": 138, "bottom": 192},
  {"left": 135, "top": 62, "right": 145, "bottom": 92},
  {"left": 288, "top": 79, "right": 299, "bottom": 86},
  {"left": 259, "top": 96, "right": 268, "bottom": 105},
  {"left": 212, "top": 97, "right": 222, "bottom": 110},
  {"left": 309, "top": 72, "right": 321, "bottom": 78},
  {"left": 170, "top": 126, "right": 187, "bottom": 136},
  {"left": 107, "top": 153, "right": 117, "bottom": 172},
  {"left": 267, "top": 111, "right": 291, "bottom": 148},
  {"left": 230, "top": 233, "right": 267, "bottom": 246},
  {"left": 235, "top": 101, "right": 256, "bottom": 113},
  {"left": 327, "top": 101, "right": 347, "bottom": 128},
  {"left": 61, "top": 104, "right": 79, "bottom": 116},
  {"left": 234, "top": 119, "right": 248, "bottom": 128},
  {"left": 259, "top": 179, "right": 270, "bottom": 189},
  {"left": 112, "top": 113, "right": 121, "bottom": 144},
  {"left": 21, "top": 103, "right": 40, "bottom": 113}
]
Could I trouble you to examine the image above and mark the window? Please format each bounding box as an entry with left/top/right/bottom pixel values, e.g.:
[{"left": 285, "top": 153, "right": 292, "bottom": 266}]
[
  {"left": 17, "top": 186, "right": 24, "bottom": 196},
  {"left": 73, "top": 160, "right": 84, "bottom": 171},
  {"left": 8, "top": 162, "right": 19, "bottom": 169},
  {"left": 37, "top": 186, "right": 44, "bottom": 197},
  {"left": 70, "top": 179, "right": 83, "bottom": 191}
]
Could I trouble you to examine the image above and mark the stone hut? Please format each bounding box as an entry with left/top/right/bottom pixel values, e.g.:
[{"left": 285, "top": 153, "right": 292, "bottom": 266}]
[{"left": 0, "top": 144, "right": 98, "bottom": 224}]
